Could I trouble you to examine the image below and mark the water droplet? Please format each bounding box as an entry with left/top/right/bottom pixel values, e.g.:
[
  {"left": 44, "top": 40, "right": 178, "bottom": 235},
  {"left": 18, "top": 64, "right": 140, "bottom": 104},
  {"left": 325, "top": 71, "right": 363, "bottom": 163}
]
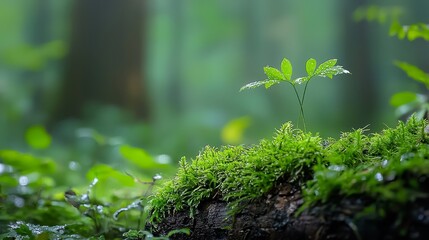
[
  {"left": 90, "top": 178, "right": 99, "bottom": 186},
  {"left": 375, "top": 172, "right": 383, "bottom": 182},
  {"left": 19, "top": 176, "right": 29, "bottom": 186},
  {"left": 400, "top": 153, "right": 415, "bottom": 162},
  {"left": 153, "top": 174, "right": 162, "bottom": 181},
  {"left": 96, "top": 205, "right": 104, "bottom": 213},
  {"left": 68, "top": 161, "right": 80, "bottom": 171},
  {"left": 13, "top": 196, "right": 25, "bottom": 208},
  {"left": 328, "top": 165, "right": 345, "bottom": 171},
  {"left": 81, "top": 194, "right": 90, "bottom": 202},
  {"left": 381, "top": 159, "right": 389, "bottom": 168},
  {"left": 156, "top": 154, "right": 171, "bottom": 164}
]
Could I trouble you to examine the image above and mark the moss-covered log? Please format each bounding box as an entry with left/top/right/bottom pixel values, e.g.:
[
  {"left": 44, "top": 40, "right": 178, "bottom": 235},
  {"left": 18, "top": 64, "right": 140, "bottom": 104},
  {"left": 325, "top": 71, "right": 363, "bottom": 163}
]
[{"left": 149, "top": 118, "right": 429, "bottom": 239}]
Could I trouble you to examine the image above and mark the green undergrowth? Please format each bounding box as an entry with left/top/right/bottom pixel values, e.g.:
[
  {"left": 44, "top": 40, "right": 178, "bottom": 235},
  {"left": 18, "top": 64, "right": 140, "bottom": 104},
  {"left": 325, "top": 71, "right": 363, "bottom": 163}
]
[{"left": 149, "top": 117, "right": 429, "bottom": 223}]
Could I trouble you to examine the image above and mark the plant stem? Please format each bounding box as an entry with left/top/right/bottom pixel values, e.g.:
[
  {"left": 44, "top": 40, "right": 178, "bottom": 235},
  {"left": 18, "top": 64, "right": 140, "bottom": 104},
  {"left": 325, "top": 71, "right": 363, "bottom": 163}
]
[
  {"left": 291, "top": 84, "right": 306, "bottom": 131},
  {"left": 300, "top": 80, "right": 312, "bottom": 130}
]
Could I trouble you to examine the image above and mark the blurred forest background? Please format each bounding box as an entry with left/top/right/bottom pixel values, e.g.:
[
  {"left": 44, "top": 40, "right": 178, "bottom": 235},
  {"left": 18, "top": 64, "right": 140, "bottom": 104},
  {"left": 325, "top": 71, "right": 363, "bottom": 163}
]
[{"left": 1, "top": 0, "right": 429, "bottom": 184}]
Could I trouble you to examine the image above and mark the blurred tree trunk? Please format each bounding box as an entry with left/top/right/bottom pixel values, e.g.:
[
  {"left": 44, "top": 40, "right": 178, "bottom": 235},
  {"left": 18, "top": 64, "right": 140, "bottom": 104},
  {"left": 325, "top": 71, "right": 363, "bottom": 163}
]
[
  {"left": 52, "top": 0, "right": 150, "bottom": 123},
  {"left": 341, "top": 0, "right": 377, "bottom": 128}
]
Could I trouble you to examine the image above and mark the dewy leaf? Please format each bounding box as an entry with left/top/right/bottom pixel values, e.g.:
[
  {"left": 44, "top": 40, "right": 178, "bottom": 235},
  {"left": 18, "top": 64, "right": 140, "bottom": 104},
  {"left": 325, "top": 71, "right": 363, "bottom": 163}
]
[
  {"left": 390, "top": 92, "right": 418, "bottom": 107},
  {"left": 294, "top": 77, "right": 308, "bottom": 85},
  {"left": 280, "top": 58, "right": 293, "bottom": 80},
  {"left": 120, "top": 145, "right": 166, "bottom": 169},
  {"left": 264, "top": 80, "right": 281, "bottom": 89},
  {"left": 240, "top": 80, "right": 280, "bottom": 91},
  {"left": 264, "top": 66, "right": 285, "bottom": 80},
  {"left": 315, "top": 59, "right": 337, "bottom": 76},
  {"left": 306, "top": 58, "right": 317, "bottom": 76},
  {"left": 395, "top": 61, "right": 429, "bottom": 88},
  {"left": 86, "top": 164, "right": 135, "bottom": 186},
  {"left": 318, "top": 65, "right": 350, "bottom": 79},
  {"left": 25, "top": 125, "right": 52, "bottom": 149}
]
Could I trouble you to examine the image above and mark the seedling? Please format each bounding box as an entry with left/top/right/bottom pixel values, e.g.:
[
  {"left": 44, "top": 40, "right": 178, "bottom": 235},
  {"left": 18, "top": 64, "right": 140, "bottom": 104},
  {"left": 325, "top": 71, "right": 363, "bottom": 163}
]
[{"left": 240, "top": 58, "right": 350, "bottom": 130}]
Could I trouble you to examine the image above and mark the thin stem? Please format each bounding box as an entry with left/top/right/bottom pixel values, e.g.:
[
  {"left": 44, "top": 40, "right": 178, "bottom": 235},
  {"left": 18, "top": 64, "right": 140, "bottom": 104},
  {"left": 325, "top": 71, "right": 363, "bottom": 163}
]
[
  {"left": 291, "top": 84, "right": 306, "bottom": 131},
  {"left": 299, "top": 79, "right": 312, "bottom": 131},
  {"left": 302, "top": 80, "right": 310, "bottom": 106}
]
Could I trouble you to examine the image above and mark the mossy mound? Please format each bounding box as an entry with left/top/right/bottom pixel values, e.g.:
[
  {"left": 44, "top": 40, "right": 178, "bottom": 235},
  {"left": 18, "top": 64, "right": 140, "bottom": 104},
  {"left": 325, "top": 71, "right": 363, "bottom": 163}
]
[{"left": 149, "top": 118, "right": 429, "bottom": 239}]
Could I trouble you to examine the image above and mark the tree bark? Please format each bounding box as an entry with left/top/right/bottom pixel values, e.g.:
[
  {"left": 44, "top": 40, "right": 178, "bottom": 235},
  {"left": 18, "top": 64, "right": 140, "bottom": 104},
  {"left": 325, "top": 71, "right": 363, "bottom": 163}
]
[{"left": 154, "top": 179, "right": 429, "bottom": 240}]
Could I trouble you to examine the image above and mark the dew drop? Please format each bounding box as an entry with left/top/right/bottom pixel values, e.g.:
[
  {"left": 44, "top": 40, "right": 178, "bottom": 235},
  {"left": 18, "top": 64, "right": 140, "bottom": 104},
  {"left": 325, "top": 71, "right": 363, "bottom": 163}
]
[
  {"left": 19, "top": 176, "right": 29, "bottom": 186},
  {"left": 400, "top": 153, "right": 415, "bottom": 162},
  {"left": 96, "top": 205, "right": 104, "bottom": 213},
  {"left": 328, "top": 165, "right": 345, "bottom": 171},
  {"left": 153, "top": 174, "right": 162, "bottom": 181},
  {"left": 68, "top": 161, "right": 80, "bottom": 171},
  {"left": 156, "top": 154, "right": 171, "bottom": 164},
  {"left": 13, "top": 196, "right": 25, "bottom": 208},
  {"left": 375, "top": 172, "right": 383, "bottom": 182}
]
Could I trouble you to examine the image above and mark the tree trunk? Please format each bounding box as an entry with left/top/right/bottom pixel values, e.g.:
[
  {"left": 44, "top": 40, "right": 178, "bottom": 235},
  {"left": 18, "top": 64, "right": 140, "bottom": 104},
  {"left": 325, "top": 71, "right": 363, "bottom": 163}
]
[
  {"left": 52, "top": 0, "right": 150, "bottom": 123},
  {"left": 340, "top": 0, "right": 377, "bottom": 128}
]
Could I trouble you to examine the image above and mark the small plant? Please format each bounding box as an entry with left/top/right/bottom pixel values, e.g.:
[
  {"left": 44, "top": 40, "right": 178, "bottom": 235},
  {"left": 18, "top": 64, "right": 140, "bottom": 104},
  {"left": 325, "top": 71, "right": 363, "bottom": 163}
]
[{"left": 240, "top": 58, "right": 350, "bottom": 130}]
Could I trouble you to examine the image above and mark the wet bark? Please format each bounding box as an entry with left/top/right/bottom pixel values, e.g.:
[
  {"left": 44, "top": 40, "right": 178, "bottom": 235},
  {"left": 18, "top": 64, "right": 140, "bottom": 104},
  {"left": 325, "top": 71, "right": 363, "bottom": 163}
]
[{"left": 154, "top": 179, "right": 429, "bottom": 240}]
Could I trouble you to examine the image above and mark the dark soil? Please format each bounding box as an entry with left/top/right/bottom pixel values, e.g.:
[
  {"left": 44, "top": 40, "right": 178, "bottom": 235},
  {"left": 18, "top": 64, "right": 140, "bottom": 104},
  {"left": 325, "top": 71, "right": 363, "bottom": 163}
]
[{"left": 154, "top": 179, "right": 429, "bottom": 240}]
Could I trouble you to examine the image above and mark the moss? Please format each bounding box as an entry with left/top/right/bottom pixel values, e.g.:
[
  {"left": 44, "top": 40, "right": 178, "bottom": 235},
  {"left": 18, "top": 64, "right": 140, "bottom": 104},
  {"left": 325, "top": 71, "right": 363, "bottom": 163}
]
[{"left": 149, "top": 117, "right": 429, "bottom": 224}]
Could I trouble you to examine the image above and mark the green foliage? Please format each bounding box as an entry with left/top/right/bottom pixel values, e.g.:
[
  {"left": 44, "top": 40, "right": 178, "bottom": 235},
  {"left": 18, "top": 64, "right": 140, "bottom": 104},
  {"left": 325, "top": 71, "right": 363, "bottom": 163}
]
[
  {"left": 240, "top": 58, "right": 350, "bottom": 130},
  {"left": 354, "top": 4, "right": 429, "bottom": 120},
  {"left": 25, "top": 125, "right": 52, "bottom": 150},
  {"left": 0, "top": 126, "right": 177, "bottom": 239},
  {"left": 391, "top": 62, "right": 429, "bottom": 119},
  {"left": 394, "top": 61, "right": 429, "bottom": 88},
  {"left": 353, "top": 5, "right": 403, "bottom": 24},
  {"left": 390, "top": 21, "right": 429, "bottom": 41},
  {"left": 1, "top": 40, "right": 67, "bottom": 71},
  {"left": 120, "top": 145, "right": 169, "bottom": 170}
]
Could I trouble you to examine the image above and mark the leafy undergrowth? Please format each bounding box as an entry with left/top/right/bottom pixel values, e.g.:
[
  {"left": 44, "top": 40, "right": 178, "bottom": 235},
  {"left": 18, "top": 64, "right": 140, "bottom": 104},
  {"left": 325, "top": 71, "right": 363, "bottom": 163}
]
[
  {"left": 149, "top": 117, "right": 429, "bottom": 228},
  {"left": 0, "top": 126, "right": 186, "bottom": 239}
]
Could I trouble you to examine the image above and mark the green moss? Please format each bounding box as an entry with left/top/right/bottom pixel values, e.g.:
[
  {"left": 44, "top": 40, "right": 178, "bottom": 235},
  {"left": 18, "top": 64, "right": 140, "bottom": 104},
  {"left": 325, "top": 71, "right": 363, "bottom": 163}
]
[
  {"left": 149, "top": 117, "right": 429, "bottom": 223},
  {"left": 303, "top": 117, "right": 429, "bottom": 210}
]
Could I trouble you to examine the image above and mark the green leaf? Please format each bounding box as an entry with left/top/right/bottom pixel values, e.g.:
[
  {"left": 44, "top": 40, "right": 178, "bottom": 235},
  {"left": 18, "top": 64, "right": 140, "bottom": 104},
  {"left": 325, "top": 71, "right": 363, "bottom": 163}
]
[
  {"left": 0, "top": 175, "right": 18, "bottom": 187},
  {"left": 240, "top": 80, "right": 281, "bottom": 91},
  {"left": 390, "top": 92, "right": 418, "bottom": 107},
  {"left": 407, "top": 23, "right": 429, "bottom": 41},
  {"left": 86, "top": 164, "right": 135, "bottom": 186},
  {"left": 120, "top": 145, "right": 165, "bottom": 169},
  {"left": 25, "top": 125, "right": 52, "bottom": 149},
  {"left": 0, "top": 150, "right": 56, "bottom": 174},
  {"left": 263, "top": 66, "right": 285, "bottom": 80},
  {"left": 389, "top": 20, "right": 404, "bottom": 37},
  {"left": 293, "top": 77, "right": 308, "bottom": 85},
  {"left": 264, "top": 80, "right": 281, "bottom": 88},
  {"left": 315, "top": 59, "right": 337, "bottom": 76},
  {"left": 395, "top": 61, "right": 429, "bottom": 88},
  {"left": 317, "top": 65, "right": 350, "bottom": 79},
  {"left": 306, "top": 58, "right": 317, "bottom": 76},
  {"left": 280, "top": 58, "right": 293, "bottom": 80}
]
